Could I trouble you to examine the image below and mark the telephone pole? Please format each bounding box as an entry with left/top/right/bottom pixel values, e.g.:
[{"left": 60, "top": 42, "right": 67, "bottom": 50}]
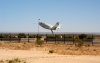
[{"left": 38, "top": 19, "right": 40, "bottom": 34}]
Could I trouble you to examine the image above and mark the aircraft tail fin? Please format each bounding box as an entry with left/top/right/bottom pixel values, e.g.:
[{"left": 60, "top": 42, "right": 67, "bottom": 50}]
[{"left": 52, "top": 22, "right": 61, "bottom": 30}]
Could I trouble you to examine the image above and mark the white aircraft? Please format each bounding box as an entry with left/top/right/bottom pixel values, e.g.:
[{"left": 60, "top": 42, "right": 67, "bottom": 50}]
[{"left": 39, "top": 22, "right": 61, "bottom": 34}]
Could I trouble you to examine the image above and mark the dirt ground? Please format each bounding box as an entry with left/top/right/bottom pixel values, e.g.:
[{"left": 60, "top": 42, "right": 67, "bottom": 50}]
[{"left": 0, "top": 41, "right": 100, "bottom": 63}]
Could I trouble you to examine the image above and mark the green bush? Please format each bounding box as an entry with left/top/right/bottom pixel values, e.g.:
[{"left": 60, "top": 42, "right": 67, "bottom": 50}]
[
  {"left": 65, "top": 36, "right": 72, "bottom": 39},
  {"left": 0, "top": 35, "right": 4, "bottom": 38},
  {"left": 47, "top": 36, "right": 55, "bottom": 38},
  {"left": 8, "top": 60, "right": 15, "bottom": 63},
  {"left": 79, "top": 34, "right": 87, "bottom": 39},
  {"left": 0, "top": 34, "right": 9, "bottom": 38},
  {"left": 49, "top": 50, "right": 55, "bottom": 53},
  {"left": 0, "top": 58, "right": 26, "bottom": 63},
  {"left": 7, "top": 58, "right": 26, "bottom": 63},
  {"left": 18, "top": 33, "right": 26, "bottom": 38},
  {"left": 29, "top": 35, "right": 36, "bottom": 38},
  {"left": 36, "top": 38, "right": 43, "bottom": 46},
  {"left": 75, "top": 39, "right": 83, "bottom": 47},
  {"left": 87, "top": 36, "right": 94, "bottom": 39},
  {"left": 36, "top": 35, "right": 42, "bottom": 38},
  {"left": 47, "top": 35, "right": 63, "bottom": 39},
  {"left": 0, "top": 60, "right": 4, "bottom": 63}
]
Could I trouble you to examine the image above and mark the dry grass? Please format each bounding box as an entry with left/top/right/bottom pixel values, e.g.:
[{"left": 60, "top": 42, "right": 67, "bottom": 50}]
[
  {"left": 0, "top": 41, "right": 100, "bottom": 55},
  {"left": 0, "top": 58, "right": 26, "bottom": 63},
  {"left": 42, "top": 43, "right": 100, "bottom": 55},
  {"left": 0, "top": 41, "right": 35, "bottom": 50}
]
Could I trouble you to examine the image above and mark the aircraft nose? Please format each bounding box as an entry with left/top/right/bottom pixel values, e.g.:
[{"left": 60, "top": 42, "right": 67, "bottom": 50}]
[
  {"left": 39, "top": 22, "right": 43, "bottom": 25},
  {"left": 39, "top": 22, "right": 41, "bottom": 24}
]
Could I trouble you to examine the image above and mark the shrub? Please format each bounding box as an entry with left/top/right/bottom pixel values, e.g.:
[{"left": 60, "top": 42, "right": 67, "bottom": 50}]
[
  {"left": 0, "top": 58, "right": 26, "bottom": 63},
  {"left": 0, "top": 35, "right": 4, "bottom": 38},
  {"left": 0, "top": 34, "right": 9, "bottom": 38},
  {"left": 55, "top": 35, "right": 61, "bottom": 38},
  {"left": 18, "top": 33, "right": 26, "bottom": 38},
  {"left": 0, "top": 60, "right": 4, "bottom": 63},
  {"left": 47, "top": 36, "right": 55, "bottom": 38},
  {"left": 0, "top": 42, "right": 2, "bottom": 46},
  {"left": 79, "top": 34, "right": 87, "bottom": 40},
  {"left": 36, "top": 38, "right": 43, "bottom": 46},
  {"left": 7, "top": 58, "right": 26, "bottom": 63},
  {"left": 65, "top": 36, "right": 72, "bottom": 39},
  {"left": 14, "top": 58, "right": 21, "bottom": 62},
  {"left": 29, "top": 35, "right": 35, "bottom": 38},
  {"left": 8, "top": 60, "right": 15, "bottom": 63},
  {"left": 36, "top": 35, "right": 42, "bottom": 38},
  {"left": 49, "top": 50, "right": 55, "bottom": 53},
  {"left": 85, "top": 44, "right": 90, "bottom": 47},
  {"left": 75, "top": 39, "right": 83, "bottom": 47},
  {"left": 87, "top": 36, "right": 94, "bottom": 39}
]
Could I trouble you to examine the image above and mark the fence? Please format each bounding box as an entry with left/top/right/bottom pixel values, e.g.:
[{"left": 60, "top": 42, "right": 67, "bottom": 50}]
[
  {"left": 45, "top": 34, "right": 94, "bottom": 45},
  {"left": 0, "top": 33, "right": 100, "bottom": 45}
]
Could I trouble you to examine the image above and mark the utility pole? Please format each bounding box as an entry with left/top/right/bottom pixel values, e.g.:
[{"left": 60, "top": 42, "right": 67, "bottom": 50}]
[
  {"left": 38, "top": 19, "right": 40, "bottom": 34},
  {"left": 37, "top": 19, "right": 40, "bottom": 40}
]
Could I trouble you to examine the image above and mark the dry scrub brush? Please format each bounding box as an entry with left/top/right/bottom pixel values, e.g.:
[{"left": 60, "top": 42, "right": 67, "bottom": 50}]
[{"left": 0, "top": 58, "right": 26, "bottom": 63}]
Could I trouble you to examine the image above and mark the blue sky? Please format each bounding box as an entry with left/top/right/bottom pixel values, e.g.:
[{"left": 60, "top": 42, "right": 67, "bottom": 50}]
[{"left": 0, "top": 0, "right": 100, "bottom": 33}]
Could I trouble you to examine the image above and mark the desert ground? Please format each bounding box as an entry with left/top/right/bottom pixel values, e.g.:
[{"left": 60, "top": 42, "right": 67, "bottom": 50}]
[{"left": 0, "top": 41, "right": 100, "bottom": 63}]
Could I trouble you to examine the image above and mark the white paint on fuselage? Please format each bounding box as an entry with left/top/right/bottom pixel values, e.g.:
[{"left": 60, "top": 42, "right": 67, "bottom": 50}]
[{"left": 39, "top": 22, "right": 53, "bottom": 30}]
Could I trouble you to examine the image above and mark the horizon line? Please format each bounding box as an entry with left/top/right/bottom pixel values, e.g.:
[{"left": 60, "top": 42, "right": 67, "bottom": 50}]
[{"left": 0, "top": 32, "right": 100, "bottom": 35}]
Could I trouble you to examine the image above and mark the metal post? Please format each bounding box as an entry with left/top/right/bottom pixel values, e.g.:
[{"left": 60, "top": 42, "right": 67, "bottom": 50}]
[
  {"left": 37, "top": 19, "right": 40, "bottom": 43},
  {"left": 55, "top": 34, "right": 56, "bottom": 43},
  {"left": 37, "top": 34, "right": 38, "bottom": 40},
  {"left": 18, "top": 34, "right": 20, "bottom": 43},
  {"left": 38, "top": 19, "right": 40, "bottom": 34},
  {"left": 73, "top": 34, "right": 74, "bottom": 44},
  {"left": 64, "top": 34, "right": 65, "bottom": 44},
  {"left": 46, "top": 34, "right": 47, "bottom": 43},
  {"left": 10, "top": 34, "right": 11, "bottom": 42},
  {"left": 28, "top": 34, "right": 29, "bottom": 43},
  {"left": 92, "top": 34, "right": 94, "bottom": 45},
  {"left": 1, "top": 33, "right": 2, "bottom": 41}
]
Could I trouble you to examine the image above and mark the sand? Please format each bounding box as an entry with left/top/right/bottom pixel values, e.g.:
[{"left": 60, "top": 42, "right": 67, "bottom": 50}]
[
  {"left": 0, "top": 42, "right": 100, "bottom": 63},
  {"left": 0, "top": 49, "right": 100, "bottom": 63}
]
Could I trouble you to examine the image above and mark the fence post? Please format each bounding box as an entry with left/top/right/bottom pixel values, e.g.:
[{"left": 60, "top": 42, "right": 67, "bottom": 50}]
[
  {"left": 18, "top": 38, "right": 20, "bottom": 43},
  {"left": 18, "top": 34, "right": 20, "bottom": 43},
  {"left": 28, "top": 34, "right": 29, "bottom": 43},
  {"left": 10, "top": 34, "right": 11, "bottom": 42},
  {"left": 64, "top": 34, "right": 65, "bottom": 44},
  {"left": 37, "top": 34, "right": 38, "bottom": 43},
  {"left": 73, "top": 34, "right": 74, "bottom": 44},
  {"left": 1, "top": 33, "right": 2, "bottom": 41},
  {"left": 46, "top": 34, "right": 47, "bottom": 43},
  {"left": 55, "top": 34, "right": 56, "bottom": 43},
  {"left": 37, "top": 34, "right": 38, "bottom": 39},
  {"left": 92, "top": 34, "right": 94, "bottom": 45}
]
